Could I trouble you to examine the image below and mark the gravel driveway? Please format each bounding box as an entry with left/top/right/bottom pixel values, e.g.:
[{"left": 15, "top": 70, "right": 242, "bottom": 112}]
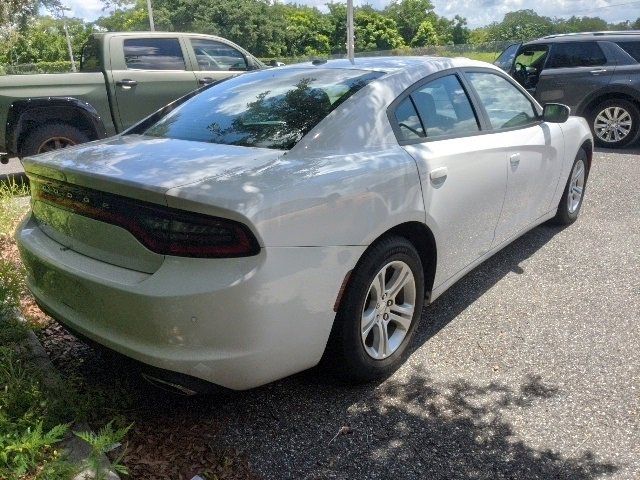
[{"left": 37, "top": 149, "right": 639, "bottom": 479}]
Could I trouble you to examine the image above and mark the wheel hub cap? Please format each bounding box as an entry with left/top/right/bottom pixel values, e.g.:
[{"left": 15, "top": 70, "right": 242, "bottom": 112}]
[
  {"left": 568, "top": 159, "right": 585, "bottom": 214},
  {"left": 594, "top": 106, "right": 632, "bottom": 143},
  {"left": 361, "top": 260, "right": 416, "bottom": 360}
]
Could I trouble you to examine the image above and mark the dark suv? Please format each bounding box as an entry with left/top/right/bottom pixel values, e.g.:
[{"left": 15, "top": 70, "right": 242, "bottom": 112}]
[{"left": 495, "top": 31, "right": 640, "bottom": 147}]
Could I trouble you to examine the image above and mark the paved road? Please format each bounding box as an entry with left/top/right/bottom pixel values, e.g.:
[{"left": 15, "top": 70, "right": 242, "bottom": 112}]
[
  {"left": 205, "top": 149, "right": 639, "bottom": 479},
  {"left": 41, "top": 150, "right": 639, "bottom": 479}
]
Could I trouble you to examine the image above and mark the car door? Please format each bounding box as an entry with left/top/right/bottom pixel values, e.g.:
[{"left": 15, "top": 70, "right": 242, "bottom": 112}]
[
  {"left": 109, "top": 35, "right": 199, "bottom": 129},
  {"left": 390, "top": 72, "right": 508, "bottom": 284},
  {"left": 185, "top": 37, "right": 252, "bottom": 87},
  {"left": 494, "top": 43, "right": 521, "bottom": 72},
  {"left": 534, "top": 41, "right": 614, "bottom": 111},
  {"left": 462, "top": 69, "right": 564, "bottom": 246}
]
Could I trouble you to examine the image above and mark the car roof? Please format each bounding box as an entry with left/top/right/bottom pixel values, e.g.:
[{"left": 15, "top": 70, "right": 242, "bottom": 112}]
[
  {"left": 279, "top": 56, "right": 496, "bottom": 75},
  {"left": 526, "top": 31, "right": 640, "bottom": 45}
]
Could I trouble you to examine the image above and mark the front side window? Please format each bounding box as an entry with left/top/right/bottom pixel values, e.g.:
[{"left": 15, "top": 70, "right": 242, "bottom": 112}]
[
  {"left": 466, "top": 72, "right": 538, "bottom": 129},
  {"left": 142, "top": 68, "right": 382, "bottom": 150},
  {"left": 190, "top": 39, "right": 247, "bottom": 71},
  {"left": 411, "top": 75, "right": 479, "bottom": 138},
  {"left": 124, "top": 38, "right": 186, "bottom": 70},
  {"left": 494, "top": 43, "right": 520, "bottom": 72},
  {"left": 547, "top": 42, "right": 606, "bottom": 68}
]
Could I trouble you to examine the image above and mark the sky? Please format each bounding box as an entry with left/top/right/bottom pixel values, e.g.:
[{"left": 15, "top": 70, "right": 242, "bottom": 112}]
[{"left": 59, "top": 0, "right": 640, "bottom": 29}]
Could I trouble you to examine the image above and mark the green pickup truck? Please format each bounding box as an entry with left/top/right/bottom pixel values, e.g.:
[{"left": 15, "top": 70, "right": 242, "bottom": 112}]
[{"left": 0, "top": 31, "right": 265, "bottom": 162}]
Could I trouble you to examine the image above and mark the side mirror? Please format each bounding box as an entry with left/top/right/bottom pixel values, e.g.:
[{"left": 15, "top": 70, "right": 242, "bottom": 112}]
[{"left": 542, "top": 103, "right": 570, "bottom": 123}]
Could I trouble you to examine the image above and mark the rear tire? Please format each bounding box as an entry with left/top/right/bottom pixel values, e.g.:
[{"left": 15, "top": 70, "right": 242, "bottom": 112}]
[
  {"left": 551, "top": 148, "right": 588, "bottom": 226},
  {"left": 324, "top": 236, "right": 425, "bottom": 382},
  {"left": 590, "top": 99, "right": 640, "bottom": 148},
  {"left": 21, "top": 123, "right": 89, "bottom": 157}
]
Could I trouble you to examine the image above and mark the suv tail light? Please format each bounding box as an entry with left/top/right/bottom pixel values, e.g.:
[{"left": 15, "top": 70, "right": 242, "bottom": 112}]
[{"left": 30, "top": 176, "right": 260, "bottom": 258}]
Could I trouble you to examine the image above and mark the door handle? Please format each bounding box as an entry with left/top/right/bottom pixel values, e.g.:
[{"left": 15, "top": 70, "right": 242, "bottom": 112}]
[
  {"left": 116, "top": 79, "right": 138, "bottom": 89},
  {"left": 198, "top": 77, "right": 215, "bottom": 85},
  {"left": 509, "top": 153, "right": 521, "bottom": 167},
  {"left": 589, "top": 68, "right": 607, "bottom": 75},
  {"left": 429, "top": 167, "right": 448, "bottom": 185}
]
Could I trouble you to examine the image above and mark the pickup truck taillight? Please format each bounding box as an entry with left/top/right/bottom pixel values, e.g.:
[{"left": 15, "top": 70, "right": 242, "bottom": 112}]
[{"left": 30, "top": 176, "right": 260, "bottom": 258}]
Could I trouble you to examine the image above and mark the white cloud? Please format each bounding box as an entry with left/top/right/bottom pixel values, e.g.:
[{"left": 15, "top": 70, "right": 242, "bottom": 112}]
[{"left": 56, "top": 0, "right": 640, "bottom": 27}]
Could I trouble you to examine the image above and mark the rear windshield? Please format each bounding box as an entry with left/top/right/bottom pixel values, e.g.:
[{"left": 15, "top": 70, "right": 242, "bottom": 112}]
[{"left": 142, "top": 68, "right": 383, "bottom": 150}]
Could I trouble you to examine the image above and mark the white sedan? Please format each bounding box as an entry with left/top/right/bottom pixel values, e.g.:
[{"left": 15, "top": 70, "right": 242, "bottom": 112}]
[{"left": 17, "top": 57, "right": 592, "bottom": 392}]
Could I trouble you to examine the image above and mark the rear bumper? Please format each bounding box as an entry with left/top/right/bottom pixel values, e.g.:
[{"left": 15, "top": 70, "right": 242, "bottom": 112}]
[{"left": 17, "top": 214, "right": 365, "bottom": 390}]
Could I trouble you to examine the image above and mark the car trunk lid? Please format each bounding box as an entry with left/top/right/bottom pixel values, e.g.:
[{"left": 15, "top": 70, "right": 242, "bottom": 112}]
[{"left": 23, "top": 135, "right": 284, "bottom": 273}]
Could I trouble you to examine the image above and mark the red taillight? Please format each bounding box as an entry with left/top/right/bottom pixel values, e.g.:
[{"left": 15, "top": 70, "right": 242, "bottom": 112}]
[{"left": 30, "top": 176, "right": 260, "bottom": 258}]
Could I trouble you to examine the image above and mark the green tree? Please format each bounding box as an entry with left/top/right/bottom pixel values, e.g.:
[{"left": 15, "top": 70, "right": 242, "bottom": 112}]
[
  {"left": 486, "top": 9, "right": 554, "bottom": 42},
  {"left": 355, "top": 8, "right": 405, "bottom": 52},
  {"left": 410, "top": 20, "right": 438, "bottom": 47},
  {"left": 451, "top": 15, "right": 470, "bottom": 44},
  {"left": 384, "top": 0, "right": 435, "bottom": 44}
]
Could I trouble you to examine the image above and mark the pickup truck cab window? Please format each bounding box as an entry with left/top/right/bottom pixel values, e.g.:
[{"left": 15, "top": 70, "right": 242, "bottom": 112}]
[
  {"left": 190, "top": 38, "right": 247, "bottom": 71},
  {"left": 465, "top": 71, "right": 538, "bottom": 130},
  {"left": 80, "top": 38, "right": 101, "bottom": 72},
  {"left": 124, "top": 38, "right": 186, "bottom": 70}
]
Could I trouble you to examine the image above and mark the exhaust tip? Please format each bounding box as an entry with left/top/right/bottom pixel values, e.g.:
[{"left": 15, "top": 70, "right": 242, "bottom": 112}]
[{"left": 141, "top": 372, "right": 199, "bottom": 396}]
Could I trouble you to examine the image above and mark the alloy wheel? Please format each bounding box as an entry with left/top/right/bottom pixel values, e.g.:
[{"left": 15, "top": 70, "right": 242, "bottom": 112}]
[
  {"left": 594, "top": 106, "right": 632, "bottom": 143},
  {"left": 37, "top": 136, "right": 76, "bottom": 153},
  {"left": 361, "top": 260, "right": 416, "bottom": 360},
  {"left": 567, "top": 158, "right": 586, "bottom": 214}
]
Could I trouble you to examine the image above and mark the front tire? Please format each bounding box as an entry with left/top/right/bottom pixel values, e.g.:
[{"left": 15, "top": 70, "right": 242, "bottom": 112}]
[
  {"left": 551, "top": 148, "right": 588, "bottom": 225},
  {"left": 325, "top": 236, "right": 425, "bottom": 382},
  {"left": 590, "top": 99, "right": 640, "bottom": 148}
]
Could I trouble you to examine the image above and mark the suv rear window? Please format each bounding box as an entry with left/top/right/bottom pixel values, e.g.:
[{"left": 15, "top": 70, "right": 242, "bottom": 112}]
[
  {"left": 547, "top": 42, "right": 606, "bottom": 68},
  {"left": 616, "top": 41, "right": 640, "bottom": 62},
  {"left": 143, "top": 68, "right": 382, "bottom": 150},
  {"left": 124, "top": 38, "right": 185, "bottom": 70}
]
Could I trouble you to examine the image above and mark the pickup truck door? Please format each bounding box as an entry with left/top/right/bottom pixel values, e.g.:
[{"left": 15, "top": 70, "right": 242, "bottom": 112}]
[
  {"left": 109, "top": 35, "right": 199, "bottom": 130},
  {"left": 185, "top": 37, "right": 252, "bottom": 87}
]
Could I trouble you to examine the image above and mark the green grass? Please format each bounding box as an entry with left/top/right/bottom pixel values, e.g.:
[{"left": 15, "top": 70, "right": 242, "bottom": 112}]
[{"left": 0, "top": 183, "right": 131, "bottom": 479}]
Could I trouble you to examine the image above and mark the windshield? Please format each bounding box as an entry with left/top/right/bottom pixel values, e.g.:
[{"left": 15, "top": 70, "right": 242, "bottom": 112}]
[{"left": 143, "top": 68, "right": 383, "bottom": 150}]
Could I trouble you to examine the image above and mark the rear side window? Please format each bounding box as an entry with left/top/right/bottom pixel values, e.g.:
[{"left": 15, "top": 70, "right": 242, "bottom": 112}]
[
  {"left": 616, "top": 41, "right": 640, "bottom": 62},
  {"left": 547, "top": 42, "right": 606, "bottom": 68},
  {"left": 190, "top": 39, "right": 247, "bottom": 71},
  {"left": 124, "top": 38, "right": 185, "bottom": 70},
  {"left": 466, "top": 72, "right": 538, "bottom": 129},
  {"left": 412, "top": 75, "right": 479, "bottom": 138},
  {"left": 395, "top": 98, "right": 425, "bottom": 141},
  {"left": 80, "top": 38, "right": 101, "bottom": 72}
]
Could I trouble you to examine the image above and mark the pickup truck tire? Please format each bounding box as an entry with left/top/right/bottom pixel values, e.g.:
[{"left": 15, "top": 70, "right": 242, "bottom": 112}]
[
  {"left": 21, "top": 123, "right": 89, "bottom": 156},
  {"left": 589, "top": 99, "right": 640, "bottom": 148}
]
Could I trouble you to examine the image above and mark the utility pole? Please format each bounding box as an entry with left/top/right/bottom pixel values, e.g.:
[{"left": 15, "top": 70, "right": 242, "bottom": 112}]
[
  {"left": 63, "top": 21, "right": 77, "bottom": 72},
  {"left": 147, "top": 0, "right": 155, "bottom": 31},
  {"left": 346, "top": 0, "right": 354, "bottom": 62},
  {"left": 52, "top": 6, "right": 76, "bottom": 72}
]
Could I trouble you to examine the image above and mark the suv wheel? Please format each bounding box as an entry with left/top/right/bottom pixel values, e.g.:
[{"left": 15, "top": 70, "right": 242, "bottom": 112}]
[{"left": 590, "top": 99, "right": 640, "bottom": 148}]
